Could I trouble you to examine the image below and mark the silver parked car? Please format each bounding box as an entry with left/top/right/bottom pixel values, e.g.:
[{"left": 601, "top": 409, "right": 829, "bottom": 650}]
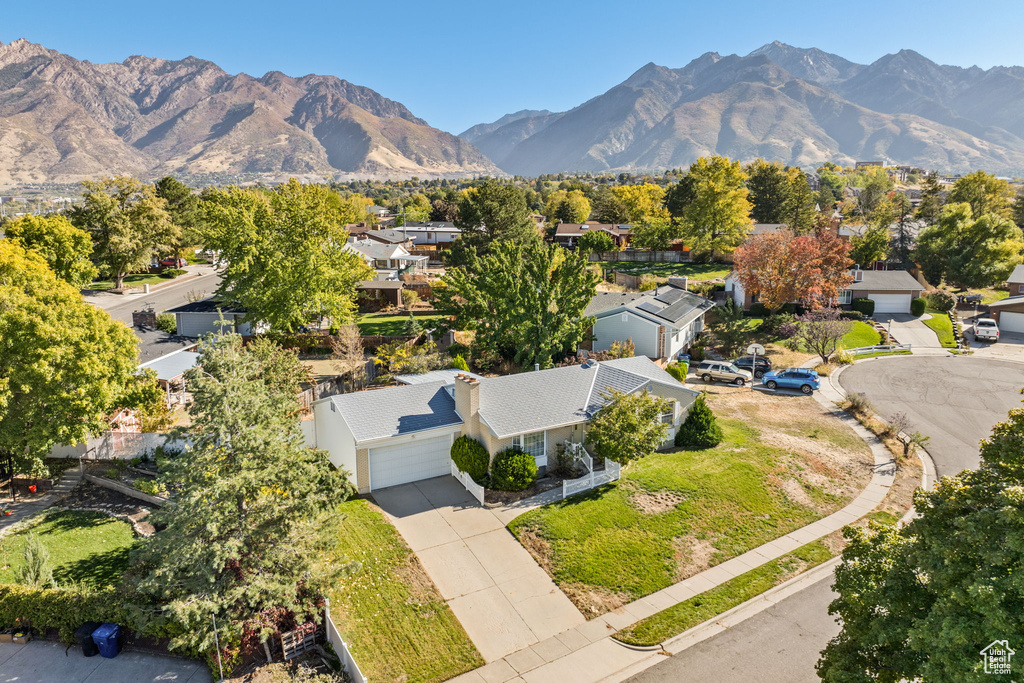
[{"left": 695, "top": 360, "right": 754, "bottom": 386}]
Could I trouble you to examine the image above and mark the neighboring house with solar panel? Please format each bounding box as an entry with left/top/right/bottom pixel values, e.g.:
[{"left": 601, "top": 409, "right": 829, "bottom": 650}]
[
  {"left": 582, "top": 277, "right": 715, "bottom": 361},
  {"left": 306, "top": 357, "right": 698, "bottom": 493}
]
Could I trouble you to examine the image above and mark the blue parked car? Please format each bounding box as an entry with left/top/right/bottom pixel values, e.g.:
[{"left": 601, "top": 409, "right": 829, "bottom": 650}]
[{"left": 761, "top": 367, "right": 821, "bottom": 395}]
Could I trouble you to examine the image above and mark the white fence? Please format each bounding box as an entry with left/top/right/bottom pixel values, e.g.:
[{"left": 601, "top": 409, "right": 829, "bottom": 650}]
[
  {"left": 450, "top": 460, "right": 486, "bottom": 505},
  {"left": 561, "top": 444, "right": 621, "bottom": 499},
  {"left": 49, "top": 431, "right": 189, "bottom": 460},
  {"left": 846, "top": 343, "right": 912, "bottom": 356},
  {"left": 324, "top": 599, "right": 366, "bottom": 683}
]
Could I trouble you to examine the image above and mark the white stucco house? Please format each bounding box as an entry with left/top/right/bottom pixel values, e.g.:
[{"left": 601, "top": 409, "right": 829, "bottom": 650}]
[{"left": 345, "top": 239, "right": 429, "bottom": 280}]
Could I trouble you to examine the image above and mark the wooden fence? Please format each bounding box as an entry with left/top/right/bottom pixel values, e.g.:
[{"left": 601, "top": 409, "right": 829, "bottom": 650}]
[
  {"left": 297, "top": 361, "right": 378, "bottom": 410},
  {"left": 590, "top": 250, "right": 692, "bottom": 263}
]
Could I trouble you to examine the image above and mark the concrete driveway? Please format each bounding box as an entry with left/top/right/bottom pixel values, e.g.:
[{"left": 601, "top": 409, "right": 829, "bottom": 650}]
[
  {"left": 839, "top": 356, "right": 1024, "bottom": 477},
  {"left": 0, "top": 641, "right": 211, "bottom": 683},
  {"left": 873, "top": 313, "right": 943, "bottom": 349},
  {"left": 372, "top": 477, "right": 585, "bottom": 662}
]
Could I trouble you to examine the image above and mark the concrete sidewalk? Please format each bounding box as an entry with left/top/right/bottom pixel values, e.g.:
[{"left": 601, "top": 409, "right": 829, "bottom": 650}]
[
  {"left": 450, "top": 382, "right": 898, "bottom": 683},
  {"left": 0, "top": 467, "right": 82, "bottom": 538},
  {"left": 0, "top": 640, "right": 211, "bottom": 683}
]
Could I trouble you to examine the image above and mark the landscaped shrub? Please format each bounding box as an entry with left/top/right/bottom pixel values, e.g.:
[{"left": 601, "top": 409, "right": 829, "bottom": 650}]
[
  {"left": 451, "top": 354, "right": 470, "bottom": 372},
  {"left": 844, "top": 392, "right": 874, "bottom": 417},
  {"left": 910, "top": 297, "right": 927, "bottom": 317},
  {"left": 160, "top": 268, "right": 187, "bottom": 279},
  {"left": 749, "top": 302, "right": 769, "bottom": 318},
  {"left": 156, "top": 313, "right": 177, "bottom": 334},
  {"left": 851, "top": 298, "right": 875, "bottom": 317},
  {"left": 638, "top": 274, "right": 658, "bottom": 291},
  {"left": 450, "top": 436, "right": 489, "bottom": 482},
  {"left": 135, "top": 478, "right": 168, "bottom": 497},
  {"left": 489, "top": 448, "right": 538, "bottom": 492},
  {"left": 839, "top": 310, "right": 865, "bottom": 321},
  {"left": 777, "top": 321, "right": 799, "bottom": 338},
  {"left": 674, "top": 395, "right": 722, "bottom": 449},
  {"left": 666, "top": 362, "right": 688, "bottom": 382},
  {"left": 760, "top": 313, "right": 795, "bottom": 338},
  {"left": 446, "top": 341, "right": 471, "bottom": 359},
  {"left": 927, "top": 290, "right": 956, "bottom": 313}
]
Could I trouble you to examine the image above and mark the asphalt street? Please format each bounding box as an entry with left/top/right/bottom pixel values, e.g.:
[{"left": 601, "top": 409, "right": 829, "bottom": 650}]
[
  {"left": 840, "top": 356, "right": 1024, "bottom": 477},
  {"left": 85, "top": 266, "right": 221, "bottom": 325},
  {"left": 626, "top": 572, "right": 840, "bottom": 683}
]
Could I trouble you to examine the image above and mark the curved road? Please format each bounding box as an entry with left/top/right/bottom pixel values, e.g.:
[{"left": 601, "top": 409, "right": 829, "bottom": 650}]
[{"left": 840, "top": 356, "right": 1024, "bottom": 477}]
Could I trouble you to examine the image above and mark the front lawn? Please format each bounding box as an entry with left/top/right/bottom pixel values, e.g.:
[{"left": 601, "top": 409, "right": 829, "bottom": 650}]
[
  {"left": 356, "top": 313, "right": 446, "bottom": 336},
  {"left": 508, "top": 390, "right": 872, "bottom": 617},
  {"left": 324, "top": 499, "right": 482, "bottom": 683},
  {"left": 840, "top": 321, "right": 882, "bottom": 350},
  {"left": 0, "top": 510, "right": 136, "bottom": 588},
  {"left": 922, "top": 308, "right": 956, "bottom": 347},
  {"left": 595, "top": 261, "right": 731, "bottom": 280},
  {"left": 89, "top": 273, "right": 177, "bottom": 291}
]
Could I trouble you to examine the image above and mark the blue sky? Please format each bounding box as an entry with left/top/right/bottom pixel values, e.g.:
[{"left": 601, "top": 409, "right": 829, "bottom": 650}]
[{"left": 4, "top": 0, "right": 1024, "bottom": 134}]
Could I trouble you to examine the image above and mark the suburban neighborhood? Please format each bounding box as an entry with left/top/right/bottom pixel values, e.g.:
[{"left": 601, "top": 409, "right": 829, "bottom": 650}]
[{"left": 2, "top": 11, "right": 1024, "bottom": 683}]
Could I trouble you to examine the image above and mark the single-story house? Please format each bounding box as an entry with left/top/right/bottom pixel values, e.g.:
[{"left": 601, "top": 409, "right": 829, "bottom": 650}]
[
  {"left": 1006, "top": 265, "right": 1024, "bottom": 297},
  {"left": 727, "top": 268, "right": 924, "bottom": 315},
  {"left": 308, "top": 356, "right": 698, "bottom": 493},
  {"left": 554, "top": 222, "right": 633, "bottom": 249},
  {"left": 351, "top": 228, "right": 415, "bottom": 250},
  {"left": 165, "top": 298, "right": 253, "bottom": 338},
  {"left": 345, "top": 239, "right": 429, "bottom": 280},
  {"left": 387, "top": 221, "right": 461, "bottom": 247},
  {"left": 583, "top": 278, "right": 714, "bottom": 360},
  {"left": 985, "top": 295, "right": 1024, "bottom": 334}
]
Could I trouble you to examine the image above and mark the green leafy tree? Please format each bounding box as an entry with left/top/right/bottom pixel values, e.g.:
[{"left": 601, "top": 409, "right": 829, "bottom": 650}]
[
  {"left": 68, "top": 176, "right": 177, "bottom": 289},
  {"left": 2, "top": 214, "right": 97, "bottom": 289},
  {"left": 818, "top": 395, "right": 1024, "bottom": 682},
  {"left": 817, "top": 169, "right": 845, "bottom": 204},
  {"left": 0, "top": 242, "right": 138, "bottom": 475},
  {"left": 544, "top": 189, "right": 591, "bottom": 226},
  {"left": 393, "top": 193, "right": 432, "bottom": 226},
  {"left": 915, "top": 172, "right": 944, "bottom": 224},
  {"left": 155, "top": 176, "right": 204, "bottom": 257},
  {"left": 435, "top": 241, "right": 598, "bottom": 369},
  {"left": 674, "top": 394, "right": 722, "bottom": 449},
  {"left": 664, "top": 175, "right": 696, "bottom": 219},
  {"left": 1012, "top": 190, "right": 1024, "bottom": 231},
  {"left": 611, "top": 183, "right": 670, "bottom": 224},
  {"left": 201, "top": 180, "right": 373, "bottom": 331},
  {"left": 585, "top": 389, "right": 672, "bottom": 465},
  {"left": 855, "top": 169, "right": 894, "bottom": 221},
  {"left": 676, "top": 156, "right": 752, "bottom": 256},
  {"left": 849, "top": 223, "right": 890, "bottom": 266},
  {"left": 590, "top": 185, "right": 630, "bottom": 224},
  {"left": 131, "top": 334, "right": 352, "bottom": 657},
  {"left": 576, "top": 229, "right": 616, "bottom": 254},
  {"left": 745, "top": 159, "right": 792, "bottom": 224},
  {"left": 630, "top": 218, "right": 678, "bottom": 251},
  {"left": 445, "top": 180, "right": 539, "bottom": 270},
  {"left": 949, "top": 170, "right": 1014, "bottom": 219},
  {"left": 915, "top": 203, "right": 1024, "bottom": 288},
  {"left": 885, "top": 193, "right": 916, "bottom": 265}
]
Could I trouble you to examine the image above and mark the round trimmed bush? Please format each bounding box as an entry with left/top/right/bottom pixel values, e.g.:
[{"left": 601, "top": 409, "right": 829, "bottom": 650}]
[
  {"left": 450, "top": 436, "right": 489, "bottom": 482},
  {"left": 927, "top": 290, "right": 956, "bottom": 313},
  {"left": 839, "top": 310, "right": 865, "bottom": 321},
  {"left": 851, "top": 298, "right": 875, "bottom": 317},
  {"left": 910, "top": 297, "right": 927, "bottom": 317},
  {"left": 675, "top": 395, "right": 723, "bottom": 449},
  {"left": 666, "top": 362, "right": 688, "bottom": 382},
  {"left": 749, "top": 302, "right": 769, "bottom": 317},
  {"left": 489, "top": 447, "right": 538, "bottom": 492}
]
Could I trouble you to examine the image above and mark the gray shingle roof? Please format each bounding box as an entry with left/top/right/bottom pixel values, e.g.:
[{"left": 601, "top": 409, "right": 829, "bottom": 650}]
[
  {"left": 585, "top": 284, "right": 714, "bottom": 328},
  {"left": 329, "top": 382, "right": 462, "bottom": 442},
  {"left": 848, "top": 270, "right": 923, "bottom": 292},
  {"left": 1009, "top": 265, "right": 1024, "bottom": 283},
  {"left": 138, "top": 349, "right": 199, "bottom": 382}
]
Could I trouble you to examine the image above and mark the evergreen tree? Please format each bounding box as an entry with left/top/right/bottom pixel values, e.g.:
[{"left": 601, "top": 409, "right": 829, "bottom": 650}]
[
  {"left": 1012, "top": 190, "right": 1024, "bottom": 231},
  {"left": 745, "top": 159, "right": 791, "bottom": 224},
  {"left": 674, "top": 394, "right": 723, "bottom": 449},
  {"left": 916, "top": 172, "right": 944, "bottom": 225},
  {"left": 15, "top": 532, "right": 54, "bottom": 588},
  {"left": 445, "top": 180, "right": 539, "bottom": 270},
  {"left": 782, "top": 168, "right": 817, "bottom": 234}
]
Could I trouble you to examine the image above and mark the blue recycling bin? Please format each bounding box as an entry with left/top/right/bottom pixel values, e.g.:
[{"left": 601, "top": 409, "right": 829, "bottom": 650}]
[
  {"left": 676, "top": 352, "right": 690, "bottom": 362},
  {"left": 91, "top": 623, "right": 121, "bottom": 659}
]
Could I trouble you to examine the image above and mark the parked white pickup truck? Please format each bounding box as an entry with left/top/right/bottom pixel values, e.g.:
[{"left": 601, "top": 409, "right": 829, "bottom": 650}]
[{"left": 975, "top": 318, "right": 1000, "bottom": 342}]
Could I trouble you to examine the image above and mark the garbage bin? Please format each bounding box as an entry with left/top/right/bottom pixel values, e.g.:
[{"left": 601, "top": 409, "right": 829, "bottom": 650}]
[
  {"left": 75, "top": 621, "right": 102, "bottom": 657},
  {"left": 676, "top": 352, "right": 690, "bottom": 362},
  {"left": 91, "top": 623, "right": 121, "bottom": 659}
]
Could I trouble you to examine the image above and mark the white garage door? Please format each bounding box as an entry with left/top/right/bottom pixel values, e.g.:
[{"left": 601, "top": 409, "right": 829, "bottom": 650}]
[
  {"left": 868, "top": 293, "right": 911, "bottom": 314},
  {"left": 369, "top": 434, "right": 452, "bottom": 490},
  {"left": 1000, "top": 312, "right": 1024, "bottom": 334}
]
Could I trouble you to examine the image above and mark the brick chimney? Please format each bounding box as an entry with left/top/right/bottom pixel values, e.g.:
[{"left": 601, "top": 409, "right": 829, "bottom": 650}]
[
  {"left": 453, "top": 374, "right": 481, "bottom": 438},
  {"left": 667, "top": 276, "right": 688, "bottom": 291},
  {"left": 132, "top": 308, "right": 158, "bottom": 329}
]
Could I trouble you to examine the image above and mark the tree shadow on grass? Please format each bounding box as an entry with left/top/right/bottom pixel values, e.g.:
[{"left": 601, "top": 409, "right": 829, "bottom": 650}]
[{"left": 54, "top": 544, "right": 134, "bottom": 588}]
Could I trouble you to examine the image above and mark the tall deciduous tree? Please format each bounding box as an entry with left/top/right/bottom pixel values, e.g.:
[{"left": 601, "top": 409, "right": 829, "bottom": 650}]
[
  {"left": 435, "top": 241, "right": 598, "bottom": 368},
  {"left": 676, "top": 156, "right": 752, "bottom": 256},
  {"left": 1013, "top": 190, "right": 1024, "bottom": 231},
  {"left": 949, "top": 170, "right": 1014, "bottom": 219},
  {"left": 610, "top": 183, "right": 670, "bottom": 225},
  {"left": 2, "top": 214, "right": 97, "bottom": 289},
  {"left": 576, "top": 229, "right": 616, "bottom": 254},
  {"left": 202, "top": 180, "right": 373, "bottom": 332},
  {"left": 446, "top": 180, "right": 539, "bottom": 270},
  {"left": 855, "top": 169, "right": 894, "bottom": 221},
  {"left": 849, "top": 223, "right": 890, "bottom": 267},
  {"left": 544, "top": 189, "right": 591, "bottom": 226},
  {"left": 914, "top": 203, "right": 1024, "bottom": 289},
  {"left": 0, "top": 242, "right": 138, "bottom": 475},
  {"left": 585, "top": 389, "right": 672, "bottom": 466},
  {"left": 131, "top": 334, "right": 352, "bottom": 657},
  {"left": 745, "top": 159, "right": 792, "bottom": 224},
  {"left": 915, "top": 172, "right": 944, "bottom": 224},
  {"left": 590, "top": 185, "right": 630, "bottom": 224},
  {"left": 818, "top": 395, "right": 1024, "bottom": 682},
  {"left": 792, "top": 308, "right": 853, "bottom": 363},
  {"left": 68, "top": 176, "right": 176, "bottom": 289}
]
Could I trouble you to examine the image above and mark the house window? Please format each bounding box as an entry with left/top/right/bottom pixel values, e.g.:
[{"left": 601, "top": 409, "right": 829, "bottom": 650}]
[
  {"left": 513, "top": 431, "right": 545, "bottom": 460},
  {"left": 660, "top": 401, "right": 676, "bottom": 424},
  {"left": 839, "top": 289, "right": 853, "bottom": 304},
  {"left": 1019, "top": 284, "right": 1024, "bottom": 294}
]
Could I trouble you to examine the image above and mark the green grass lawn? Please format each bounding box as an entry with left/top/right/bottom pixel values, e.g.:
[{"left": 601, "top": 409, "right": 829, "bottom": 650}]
[
  {"left": 922, "top": 308, "right": 957, "bottom": 347},
  {"left": 595, "top": 261, "right": 731, "bottom": 280},
  {"left": 324, "top": 499, "right": 482, "bottom": 683},
  {"left": 89, "top": 273, "right": 177, "bottom": 291},
  {"left": 851, "top": 349, "right": 912, "bottom": 359},
  {"left": 840, "top": 321, "right": 882, "bottom": 350},
  {"left": 508, "top": 394, "right": 870, "bottom": 616},
  {"left": 356, "top": 313, "right": 446, "bottom": 336},
  {"left": 0, "top": 510, "right": 136, "bottom": 588},
  {"left": 614, "top": 540, "right": 833, "bottom": 646}
]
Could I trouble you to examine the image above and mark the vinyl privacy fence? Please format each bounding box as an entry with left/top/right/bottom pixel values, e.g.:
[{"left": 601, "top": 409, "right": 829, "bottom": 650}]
[{"left": 324, "top": 599, "right": 367, "bottom": 683}]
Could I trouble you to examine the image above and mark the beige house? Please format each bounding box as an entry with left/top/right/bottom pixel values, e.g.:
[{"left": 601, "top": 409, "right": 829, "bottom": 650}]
[
  {"left": 1006, "top": 265, "right": 1024, "bottom": 297},
  {"left": 985, "top": 295, "right": 1024, "bottom": 334},
  {"left": 307, "top": 357, "right": 698, "bottom": 494}
]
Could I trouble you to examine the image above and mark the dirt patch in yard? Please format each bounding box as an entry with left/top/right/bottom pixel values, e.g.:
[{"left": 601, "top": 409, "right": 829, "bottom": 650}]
[
  {"left": 56, "top": 480, "right": 156, "bottom": 535},
  {"left": 630, "top": 489, "right": 686, "bottom": 514},
  {"left": 562, "top": 582, "right": 630, "bottom": 619},
  {"left": 395, "top": 556, "right": 439, "bottom": 613},
  {"left": 673, "top": 537, "right": 717, "bottom": 580},
  {"left": 516, "top": 527, "right": 554, "bottom": 575}
]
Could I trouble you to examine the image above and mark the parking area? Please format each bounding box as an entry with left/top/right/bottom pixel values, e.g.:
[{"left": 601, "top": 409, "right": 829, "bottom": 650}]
[{"left": 0, "top": 641, "right": 211, "bottom": 683}]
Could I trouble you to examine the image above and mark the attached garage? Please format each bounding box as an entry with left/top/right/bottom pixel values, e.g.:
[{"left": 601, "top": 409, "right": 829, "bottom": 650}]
[
  {"left": 868, "top": 293, "right": 912, "bottom": 314},
  {"left": 166, "top": 298, "right": 252, "bottom": 338},
  {"left": 987, "top": 296, "right": 1024, "bottom": 335},
  {"left": 998, "top": 312, "right": 1024, "bottom": 334},
  {"left": 369, "top": 434, "right": 453, "bottom": 490}
]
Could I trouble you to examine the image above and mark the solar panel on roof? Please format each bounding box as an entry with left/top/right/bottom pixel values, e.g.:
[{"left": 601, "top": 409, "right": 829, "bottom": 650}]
[
  {"left": 636, "top": 302, "right": 662, "bottom": 315},
  {"left": 657, "top": 299, "right": 696, "bottom": 322},
  {"left": 654, "top": 289, "right": 684, "bottom": 305}
]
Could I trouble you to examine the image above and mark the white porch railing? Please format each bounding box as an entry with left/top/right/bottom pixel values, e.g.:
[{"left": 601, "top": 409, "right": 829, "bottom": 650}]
[
  {"left": 561, "top": 443, "right": 621, "bottom": 499},
  {"left": 451, "top": 460, "right": 486, "bottom": 505},
  {"left": 324, "top": 599, "right": 366, "bottom": 683},
  {"left": 845, "top": 343, "right": 912, "bottom": 356}
]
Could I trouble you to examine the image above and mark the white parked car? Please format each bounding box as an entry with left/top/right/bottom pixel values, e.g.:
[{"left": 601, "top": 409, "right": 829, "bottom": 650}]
[{"left": 975, "top": 318, "right": 1000, "bottom": 342}]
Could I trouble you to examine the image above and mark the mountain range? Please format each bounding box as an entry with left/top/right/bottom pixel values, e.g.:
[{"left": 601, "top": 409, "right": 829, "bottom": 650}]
[
  {"left": 460, "top": 42, "right": 1024, "bottom": 175},
  {"left": 0, "top": 39, "right": 498, "bottom": 185}
]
